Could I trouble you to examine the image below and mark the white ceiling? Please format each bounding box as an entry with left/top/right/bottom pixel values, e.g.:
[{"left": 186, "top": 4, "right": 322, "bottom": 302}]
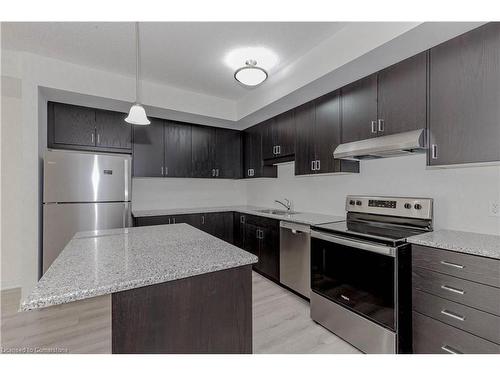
[{"left": 1, "top": 22, "right": 346, "bottom": 100}]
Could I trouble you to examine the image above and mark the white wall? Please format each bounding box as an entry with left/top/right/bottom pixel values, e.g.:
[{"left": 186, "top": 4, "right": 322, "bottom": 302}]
[
  {"left": 132, "top": 178, "right": 246, "bottom": 212},
  {"left": 246, "top": 156, "right": 500, "bottom": 235}
]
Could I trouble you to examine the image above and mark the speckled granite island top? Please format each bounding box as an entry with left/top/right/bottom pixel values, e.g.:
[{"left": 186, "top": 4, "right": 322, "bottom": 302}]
[
  {"left": 132, "top": 205, "right": 345, "bottom": 226},
  {"left": 408, "top": 229, "right": 500, "bottom": 260},
  {"left": 21, "top": 224, "right": 258, "bottom": 311}
]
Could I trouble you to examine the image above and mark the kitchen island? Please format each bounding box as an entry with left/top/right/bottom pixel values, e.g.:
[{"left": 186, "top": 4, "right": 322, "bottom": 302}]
[{"left": 21, "top": 224, "right": 258, "bottom": 354}]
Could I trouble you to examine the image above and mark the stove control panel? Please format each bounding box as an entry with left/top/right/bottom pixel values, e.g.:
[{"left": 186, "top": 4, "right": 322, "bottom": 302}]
[{"left": 346, "top": 195, "right": 433, "bottom": 220}]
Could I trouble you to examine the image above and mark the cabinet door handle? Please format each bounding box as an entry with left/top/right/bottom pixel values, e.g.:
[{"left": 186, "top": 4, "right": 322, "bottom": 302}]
[
  {"left": 441, "top": 345, "right": 462, "bottom": 354},
  {"left": 371, "top": 121, "right": 377, "bottom": 133},
  {"left": 316, "top": 160, "right": 320, "bottom": 171},
  {"left": 91, "top": 133, "right": 95, "bottom": 144},
  {"left": 272, "top": 146, "right": 276, "bottom": 155},
  {"left": 251, "top": 169, "right": 254, "bottom": 176},
  {"left": 377, "top": 119, "right": 384, "bottom": 132},
  {"left": 211, "top": 169, "right": 215, "bottom": 177},
  {"left": 440, "top": 260, "right": 464, "bottom": 269},
  {"left": 172, "top": 217, "right": 176, "bottom": 224},
  {"left": 240, "top": 215, "right": 245, "bottom": 224},
  {"left": 441, "top": 309, "right": 465, "bottom": 321},
  {"left": 201, "top": 215, "right": 205, "bottom": 225},
  {"left": 311, "top": 160, "right": 315, "bottom": 171},
  {"left": 431, "top": 144, "right": 438, "bottom": 159},
  {"left": 168, "top": 218, "right": 171, "bottom": 224},
  {"left": 97, "top": 133, "right": 101, "bottom": 144},
  {"left": 164, "top": 167, "right": 168, "bottom": 176},
  {"left": 277, "top": 145, "right": 281, "bottom": 155},
  {"left": 161, "top": 166, "right": 164, "bottom": 176},
  {"left": 247, "top": 169, "right": 250, "bottom": 177},
  {"left": 216, "top": 169, "right": 219, "bottom": 177},
  {"left": 441, "top": 285, "right": 465, "bottom": 295}
]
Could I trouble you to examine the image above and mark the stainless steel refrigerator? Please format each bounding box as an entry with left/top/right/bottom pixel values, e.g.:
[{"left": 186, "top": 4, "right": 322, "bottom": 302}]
[{"left": 42, "top": 149, "right": 132, "bottom": 274}]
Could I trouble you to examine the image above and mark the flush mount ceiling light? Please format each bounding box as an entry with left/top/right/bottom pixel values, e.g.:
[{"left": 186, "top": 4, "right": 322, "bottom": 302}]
[
  {"left": 125, "top": 22, "right": 150, "bottom": 125},
  {"left": 234, "top": 60, "right": 268, "bottom": 87}
]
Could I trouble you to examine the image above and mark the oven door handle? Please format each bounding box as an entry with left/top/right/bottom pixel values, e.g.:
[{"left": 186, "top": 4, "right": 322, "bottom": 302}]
[{"left": 311, "top": 230, "right": 396, "bottom": 257}]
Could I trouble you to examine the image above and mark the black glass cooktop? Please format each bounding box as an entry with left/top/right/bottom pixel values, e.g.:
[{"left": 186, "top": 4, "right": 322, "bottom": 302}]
[{"left": 313, "top": 220, "right": 428, "bottom": 246}]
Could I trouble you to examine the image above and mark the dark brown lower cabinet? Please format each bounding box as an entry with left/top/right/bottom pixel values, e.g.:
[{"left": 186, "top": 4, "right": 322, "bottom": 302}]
[{"left": 112, "top": 265, "right": 252, "bottom": 354}]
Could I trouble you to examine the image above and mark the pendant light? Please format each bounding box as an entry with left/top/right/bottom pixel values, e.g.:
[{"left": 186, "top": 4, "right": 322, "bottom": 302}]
[{"left": 125, "top": 22, "right": 150, "bottom": 125}]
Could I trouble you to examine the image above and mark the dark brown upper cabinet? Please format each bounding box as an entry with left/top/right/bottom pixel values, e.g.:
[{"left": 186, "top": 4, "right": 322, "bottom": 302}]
[
  {"left": 295, "top": 92, "right": 359, "bottom": 175},
  {"left": 243, "top": 124, "right": 277, "bottom": 179},
  {"left": 215, "top": 129, "right": 243, "bottom": 179},
  {"left": 341, "top": 74, "right": 378, "bottom": 143},
  {"left": 428, "top": 22, "right": 500, "bottom": 166},
  {"left": 164, "top": 121, "right": 192, "bottom": 177},
  {"left": 377, "top": 52, "right": 427, "bottom": 136},
  {"left": 294, "top": 101, "right": 316, "bottom": 175},
  {"left": 262, "top": 110, "right": 295, "bottom": 160},
  {"left": 48, "top": 102, "right": 132, "bottom": 153},
  {"left": 132, "top": 118, "right": 165, "bottom": 177},
  {"left": 95, "top": 109, "right": 131, "bottom": 150},
  {"left": 191, "top": 125, "right": 216, "bottom": 178}
]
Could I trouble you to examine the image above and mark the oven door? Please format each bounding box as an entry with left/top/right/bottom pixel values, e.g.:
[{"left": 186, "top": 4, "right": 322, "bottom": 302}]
[{"left": 311, "top": 230, "right": 396, "bottom": 330}]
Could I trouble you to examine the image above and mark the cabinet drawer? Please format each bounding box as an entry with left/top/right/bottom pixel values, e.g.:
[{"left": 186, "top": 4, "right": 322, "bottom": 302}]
[
  {"left": 413, "top": 267, "right": 500, "bottom": 316},
  {"left": 413, "top": 289, "right": 500, "bottom": 344},
  {"left": 412, "top": 245, "right": 500, "bottom": 287},
  {"left": 413, "top": 312, "right": 500, "bottom": 354}
]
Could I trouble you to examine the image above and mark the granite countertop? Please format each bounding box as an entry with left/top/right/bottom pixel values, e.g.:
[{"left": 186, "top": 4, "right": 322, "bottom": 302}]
[
  {"left": 21, "top": 224, "right": 258, "bottom": 311},
  {"left": 408, "top": 229, "right": 500, "bottom": 260},
  {"left": 132, "top": 205, "right": 345, "bottom": 226}
]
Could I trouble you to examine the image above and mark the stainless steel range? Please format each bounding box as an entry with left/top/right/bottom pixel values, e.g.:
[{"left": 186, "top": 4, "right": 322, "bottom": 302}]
[{"left": 310, "top": 195, "right": 433, "bottom": 354}]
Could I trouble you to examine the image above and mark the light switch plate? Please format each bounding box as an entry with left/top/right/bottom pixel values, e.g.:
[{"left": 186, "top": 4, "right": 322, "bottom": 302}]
[{"left": 489, "top": 201, "right": 500, "bottom": 217}]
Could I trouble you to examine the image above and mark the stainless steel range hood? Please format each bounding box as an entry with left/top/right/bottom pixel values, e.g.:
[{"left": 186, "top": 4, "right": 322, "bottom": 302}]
[{"left": 333, "top": 129, "right": 427, "bottom": 160}]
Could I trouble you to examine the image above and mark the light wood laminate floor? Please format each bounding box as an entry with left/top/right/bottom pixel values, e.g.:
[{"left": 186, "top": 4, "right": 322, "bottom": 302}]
[{"left": 1, "top": 272, "right": 360, "bottom": 354}]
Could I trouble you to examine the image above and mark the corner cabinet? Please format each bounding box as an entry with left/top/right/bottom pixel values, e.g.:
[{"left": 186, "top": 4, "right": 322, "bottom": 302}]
[
  {"left": 428, "top": 22, "right": 500, "bottom": 166},
  {"left": 243, "top": 123, "right": 277, "bottom": 179},
  {"left": 262, "top": 110, "right": 295, "bottom": 160}
]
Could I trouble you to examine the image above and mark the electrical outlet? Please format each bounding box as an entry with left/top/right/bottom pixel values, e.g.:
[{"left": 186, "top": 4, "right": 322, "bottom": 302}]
[{"left": 489, "top": 201, "right": 500, "bottom": 217}]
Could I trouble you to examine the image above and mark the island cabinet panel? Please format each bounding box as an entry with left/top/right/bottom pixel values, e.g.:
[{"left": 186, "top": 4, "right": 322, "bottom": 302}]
[
  {"left": 112, "top": 265, "right": 253, "bottom": 354},
  {"left": 215, "top": 129, "right": 242, "bottom": 179},
  {"left": 191, "top": 125, "right": 216, "bottom": 178},
  {"left": 428, "top": 22, "right": 500, "bottom": 166},
  {"left": 132, "top": 118, "right": 165, "bottom": 177},
  {"left": 377, "top": 51, "right": 427, "bottom": 136},
  {"left": 164, "top": 121, "right": 192, "bottom": 177},
  {"left": 341, "top": 74, "right": 378, "bottom": 143},
  {"left": 95, "top": 109, "right": 131, "bottom": 150}
]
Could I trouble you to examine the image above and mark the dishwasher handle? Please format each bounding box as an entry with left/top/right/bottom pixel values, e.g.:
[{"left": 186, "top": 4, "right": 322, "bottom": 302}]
[{"left": 280, "top": 221, "right": 310, "bottom": 234}]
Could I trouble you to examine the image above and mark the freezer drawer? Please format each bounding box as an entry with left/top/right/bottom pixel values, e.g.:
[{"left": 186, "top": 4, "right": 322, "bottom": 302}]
[
  {"left": 43, "top": 202, "right": 131, "bottom": 274},
  {"left": 44, "top": 149, "right": 131, "bottom": 203}
]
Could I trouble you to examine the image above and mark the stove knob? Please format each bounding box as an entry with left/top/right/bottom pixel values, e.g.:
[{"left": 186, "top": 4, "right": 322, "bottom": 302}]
[
  {"left": 349, "top": 200, "right": 355, "bottom": 206},
  {"left": 414, "top": 203, "right": 422, "bottom": 210},
  {"left": 404, "top": 203, "right": 412, "bottom": 209},
  {"left": 356, "top": 200, "right": 362, "bottom": 206}
]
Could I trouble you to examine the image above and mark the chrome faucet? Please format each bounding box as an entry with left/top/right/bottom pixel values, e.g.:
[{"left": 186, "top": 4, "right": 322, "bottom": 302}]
[{"left": 275, "top": 198, "right": 292, "bottom": 211}]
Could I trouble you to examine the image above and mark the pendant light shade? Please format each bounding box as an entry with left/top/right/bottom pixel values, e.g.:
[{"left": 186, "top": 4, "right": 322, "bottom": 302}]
[
  {"left": 125, "top": 22, "right": 150, "bottom": 125},
  {"left": 125, "top": 103, "right": 150, "bottom": 125},
  {"left": 234, "top": 59, "right": 268, "bottom": 87}
]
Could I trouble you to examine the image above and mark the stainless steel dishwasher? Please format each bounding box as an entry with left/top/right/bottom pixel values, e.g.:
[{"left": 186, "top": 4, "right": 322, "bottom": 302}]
[{"left": 279, "top": 221, "right": 311, "bottom": 298}]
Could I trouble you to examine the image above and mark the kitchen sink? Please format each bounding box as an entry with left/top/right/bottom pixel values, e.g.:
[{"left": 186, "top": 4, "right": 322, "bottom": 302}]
[{"left": 256, "top": 209, "right": 298, "bottom": 216}]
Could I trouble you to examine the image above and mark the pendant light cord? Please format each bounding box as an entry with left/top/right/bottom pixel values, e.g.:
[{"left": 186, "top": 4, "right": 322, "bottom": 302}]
[{"left": 135, "top": 22, "right": 140, "bottom": 104}]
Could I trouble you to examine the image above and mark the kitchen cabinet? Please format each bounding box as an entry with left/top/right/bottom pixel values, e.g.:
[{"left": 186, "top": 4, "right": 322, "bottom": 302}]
[
  {"left": 191, "top": 125, "right": 216, "bottom": 178},
  {"left": 133, "top": 118, "right": 165, "bottom": 177},
  {"left": 240, "top": 214, "right": 280, "bottom": 281},
  {"left": 48, "top": 102, "right": 132, "bottom": 153},
  {"left": 95, "top": 109, "right": 131, "bottom": 150},
  {"left": 341, "top": 74, "right": 378, "bottom": 143},
  {"left": 428, "top": 22, "right": 500, "bottom": 166},
  {"left": 215, "top": 129, "right": 242, "bottom": 179},
  {"left": 295, "top": 93, "right": 359, "bottom": 175},
  {"left": 377, "top": 52, "right": 427, "bottom": 136},
  {"left": 164, "top": 121, "right": 192, "bottom": 177},
  {"left": 262, "top": 110, "right": 295, "bottom": 160},
  {"left": 243, "top": 124, "right": 277, "bottom": 178}
]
